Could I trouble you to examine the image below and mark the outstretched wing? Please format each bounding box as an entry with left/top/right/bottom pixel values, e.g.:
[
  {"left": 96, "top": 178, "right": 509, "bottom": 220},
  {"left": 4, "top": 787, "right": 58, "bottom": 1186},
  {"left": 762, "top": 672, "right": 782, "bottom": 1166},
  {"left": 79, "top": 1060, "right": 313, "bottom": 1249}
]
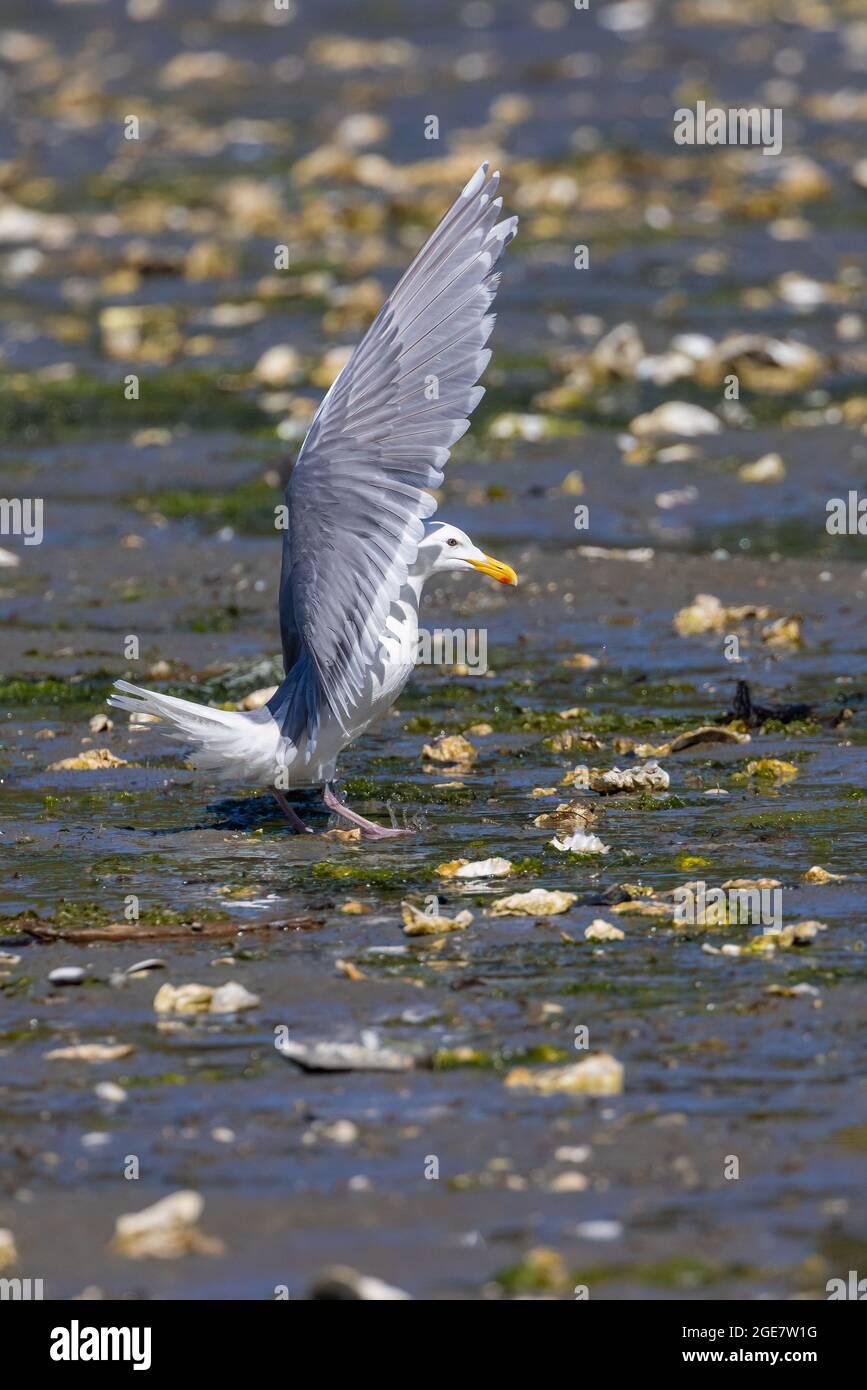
[{"left": 275, "top": 162, "right": 516, "bottom": 749}]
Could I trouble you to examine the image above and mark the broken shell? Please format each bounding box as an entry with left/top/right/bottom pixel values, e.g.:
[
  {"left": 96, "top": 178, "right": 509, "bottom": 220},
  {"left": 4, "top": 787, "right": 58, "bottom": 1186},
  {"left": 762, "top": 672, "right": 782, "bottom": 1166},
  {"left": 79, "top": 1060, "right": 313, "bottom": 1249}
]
[
  {"left": 153, "top": 981, "right": 260, "bottom": 1015},
  {"left": 561, "top": 652, "right": 599, "bottom": 670},
  {"left": 803, "top": 865, "right": 845, "bottom": 883},
  {"left": 401, "top": 901, "right": 473, "bottom": 936},
  {"left": 669, "top": 726, "right": 750, "bottom": 753},
  {"left": 611, "top": 899, "right": 673, "bottom": 919},
  {"left": 721, "top": 878, "right": 781, "bottom": 891},
  {"left": 153, "top": 983, "right": 212, "bottom": 1014},
  {"left": 745, "top": 759, "right": 798, "bottom": 782},
  {"left": 48, "top": 748, "right": 128, "bottom": 771},
  {"left": 673, "top": 593, "right": 770, "bottom": 637},
  {"left": 705, "top": 332, "right": 824, "bottom": 392},
  {"left": 241, "top": 685, "right": 278, "bottom": 710},
  {"left": 532, "top": 800, "right": 598, "bottom": 831},
  {"left": 488, "top": 412, "right": 554, "bottom": 441},
  {"left": 488, "top": 889, "right": 577, "bottom": 917},
  {"left": 549, "top": 832, "right": 610, "bottom": 854},
  {"left": 421, "top": 733, "right": 478, "bottom": 765},
  {"left": 584, "top": 919, "right": 625, "bottom": 942},
  {"left": 125, "top": 958, "right": 166, "bottom": 975},
  {"left": 589, "top": 763, "right": 669, "bottom": 795},
  {"left": 253, "top": 344, "right": 303, "bottom": 387},
  {"left": 334, "top": 958, "right": 365, "bottom": 981},
  {"left": 738, "top": 452, "right": 786, "bottom": 483},
  {"left": 761, "top": 616, "right": 801, "bottom": 646},
  {"left": 111, "top": 1190, "right": 223, "bottom": 1260},
  {"left": 629, "top": 401, "right": 721, "bottom": 438},
  {"left": 591, "top": 321, "right": 645, "bottom": 378},
  {"left": 277, "top": 1037, "right": 414, "bottom": 1073},
  {"left": 45, "top": 1044, "right": 134, "bottom": 1062},
  {"left": 436, "top": 857, "right": 513, "bottom": 879},
  {"left": 504, "top": 1053, "right": 623, "bottom": 1096}
]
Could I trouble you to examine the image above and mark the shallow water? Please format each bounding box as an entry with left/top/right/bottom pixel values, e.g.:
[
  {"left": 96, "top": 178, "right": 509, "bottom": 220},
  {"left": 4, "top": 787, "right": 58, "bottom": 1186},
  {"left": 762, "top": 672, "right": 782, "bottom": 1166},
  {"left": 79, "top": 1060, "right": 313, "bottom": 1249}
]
[{"left": 1, "top": 0, "right": 866, "bottom": 1299}]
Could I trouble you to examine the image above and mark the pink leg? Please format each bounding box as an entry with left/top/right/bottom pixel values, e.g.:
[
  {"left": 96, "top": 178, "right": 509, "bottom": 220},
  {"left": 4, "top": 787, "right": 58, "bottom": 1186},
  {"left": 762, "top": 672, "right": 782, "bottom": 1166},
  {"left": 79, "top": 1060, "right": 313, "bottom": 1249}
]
[
  {"left": 269, "top": 786, "right": 314, "bottom": 833},
  {"left": 323, "top": 781, "right": 413, "bottom": 839}
]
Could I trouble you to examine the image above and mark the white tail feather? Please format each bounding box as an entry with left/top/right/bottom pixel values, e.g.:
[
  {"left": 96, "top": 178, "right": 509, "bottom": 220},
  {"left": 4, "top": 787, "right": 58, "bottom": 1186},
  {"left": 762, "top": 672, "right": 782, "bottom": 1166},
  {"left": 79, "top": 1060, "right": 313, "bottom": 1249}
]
[{"left": 107, "top": 679, "right": 284, "bottom": 782}]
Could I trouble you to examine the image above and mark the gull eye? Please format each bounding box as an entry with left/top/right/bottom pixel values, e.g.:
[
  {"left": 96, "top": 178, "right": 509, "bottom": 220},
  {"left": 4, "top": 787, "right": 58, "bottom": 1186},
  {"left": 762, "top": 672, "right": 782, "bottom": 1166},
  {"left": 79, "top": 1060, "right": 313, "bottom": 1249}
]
[{"left": 447, "top": 538, "right": 459, "bottom": 547}]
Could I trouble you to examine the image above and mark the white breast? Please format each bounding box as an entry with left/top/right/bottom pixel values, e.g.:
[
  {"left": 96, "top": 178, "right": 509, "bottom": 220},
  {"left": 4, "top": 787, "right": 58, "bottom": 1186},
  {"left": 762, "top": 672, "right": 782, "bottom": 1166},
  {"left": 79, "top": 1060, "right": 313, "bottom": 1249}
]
[{"left": 268, "top": 579, "right": 422, "bottom": 788}]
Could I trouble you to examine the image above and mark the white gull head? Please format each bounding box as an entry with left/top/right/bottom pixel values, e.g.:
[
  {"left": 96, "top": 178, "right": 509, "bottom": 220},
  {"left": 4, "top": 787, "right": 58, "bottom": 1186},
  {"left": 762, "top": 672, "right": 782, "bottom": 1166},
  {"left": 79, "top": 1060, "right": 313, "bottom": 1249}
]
[{"left": 414, "top": 522, "right": 517, "bottom": 585}]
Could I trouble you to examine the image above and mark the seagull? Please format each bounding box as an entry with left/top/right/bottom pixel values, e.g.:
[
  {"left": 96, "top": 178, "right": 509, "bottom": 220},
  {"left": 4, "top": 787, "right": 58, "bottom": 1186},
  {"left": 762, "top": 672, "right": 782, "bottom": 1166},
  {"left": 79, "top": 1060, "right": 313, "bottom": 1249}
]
[{"left": 109, "top": 163, "right": 518, "bottom": 838}]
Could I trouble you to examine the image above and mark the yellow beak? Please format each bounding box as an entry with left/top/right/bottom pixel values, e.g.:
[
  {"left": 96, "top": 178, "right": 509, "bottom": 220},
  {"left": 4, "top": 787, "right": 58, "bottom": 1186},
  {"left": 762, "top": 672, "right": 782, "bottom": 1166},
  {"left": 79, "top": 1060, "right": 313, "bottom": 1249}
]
[{"left": 468, "top": 553, "right": 518, "bottom": 586}]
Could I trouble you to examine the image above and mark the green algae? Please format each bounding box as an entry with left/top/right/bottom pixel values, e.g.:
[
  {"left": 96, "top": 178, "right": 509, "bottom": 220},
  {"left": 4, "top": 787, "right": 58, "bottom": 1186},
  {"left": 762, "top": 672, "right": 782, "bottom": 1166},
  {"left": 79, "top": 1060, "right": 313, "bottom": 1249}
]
[
  {"left": 134, "top": 479, "right": 282, "bottom": 534},
  {"left": 0, "top": 674, "right": 115, "bottom": 709},
  {"left": 0, "top": 371, "right": 269, "bottom": 443},
  {"left": 494, "top": 1252, "right": 742, "bottom": 1295}
]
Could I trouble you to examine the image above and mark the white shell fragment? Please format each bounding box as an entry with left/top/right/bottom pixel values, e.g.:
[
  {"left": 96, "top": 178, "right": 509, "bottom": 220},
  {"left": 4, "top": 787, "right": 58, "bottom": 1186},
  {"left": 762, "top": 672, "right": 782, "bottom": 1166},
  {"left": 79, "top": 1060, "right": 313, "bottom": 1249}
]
[
  {"left": 587, "top": 762, "right": 669, "bottom": 795},
  {"left": 488, "top": 889, "right": 577, "bottom": 917},
  {"left": 45, "top": 1043, "right": 134, "bottom": 1063},
  {"left": 125, "top": 958, "right": 166, "bottom": 975},
  {"left": 241, "top": 685, "right": 278, "bottom": 710},
  {"left": 738, "top": 452, "right": 786, "bottom": 483},
  {"left": 505, "top": 1053, "right": 624, "bottom": 1096},
  {"left": 401, "top": 901, "right": 473, "bottom": 936},
  {"left": 152, "top": 981, "right": 259, "bottom": 1015},
  {"left": 277, "top": 1037, "right": 415, "bottom": 1073},
  {"left": 629, "top": 401, "right": 721, "bottom": 438},
  {"left": 584, "top": 919, "right": 625, "bottom": 942},
  {"left": 95, "top": 1082, "right": 128, "bottom": 1104},
  {"left": 111, "top": 1190, "right": 223, "bottom": 1260},
  {"left": 436, "top": 857, "right": 513, "bottom": 879},
  {"left": 549, "top": 832, "right": 610, "bottom": 854}
]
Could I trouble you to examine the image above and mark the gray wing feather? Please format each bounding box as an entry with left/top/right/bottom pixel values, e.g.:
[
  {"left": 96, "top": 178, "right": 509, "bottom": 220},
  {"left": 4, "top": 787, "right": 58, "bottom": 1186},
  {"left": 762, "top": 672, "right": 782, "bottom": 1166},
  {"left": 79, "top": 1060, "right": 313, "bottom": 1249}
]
[{"left": 278, "top": 163, "right": 517, "bottom": 749}]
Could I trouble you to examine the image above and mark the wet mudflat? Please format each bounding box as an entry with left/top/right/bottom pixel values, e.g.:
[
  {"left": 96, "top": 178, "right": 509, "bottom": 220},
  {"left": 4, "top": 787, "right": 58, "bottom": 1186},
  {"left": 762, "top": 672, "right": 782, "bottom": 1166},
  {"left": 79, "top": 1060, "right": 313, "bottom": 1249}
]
[{"left": 1, "top": 0, "right": 866, "bottom": 1299}]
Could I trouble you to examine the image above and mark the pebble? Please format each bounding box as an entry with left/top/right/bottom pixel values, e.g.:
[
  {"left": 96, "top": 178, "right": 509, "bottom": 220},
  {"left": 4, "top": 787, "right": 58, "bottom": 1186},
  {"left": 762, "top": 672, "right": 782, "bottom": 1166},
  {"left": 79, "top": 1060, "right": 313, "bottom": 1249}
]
[
  {"left": 81, "top": 1132, "right": 110, "bottom": 1149},
  {"left": 94, "top": 1082, "right": 127, "bottom": 1104},
  {"left": 555, "top": 1145, "right": 591, "bottom": 1163},
  {"left": 573, "top": 1220, "right": 623, "bottom": 1241},
  {"left": 315, "top": 1120, "right": 359, "bottom": 1145},
  {"left": 548, "top": 1172, "right": 589, "bottom": 1192},
  {"left": 48, "top": 967, "right": 86, "bottom": 986}
]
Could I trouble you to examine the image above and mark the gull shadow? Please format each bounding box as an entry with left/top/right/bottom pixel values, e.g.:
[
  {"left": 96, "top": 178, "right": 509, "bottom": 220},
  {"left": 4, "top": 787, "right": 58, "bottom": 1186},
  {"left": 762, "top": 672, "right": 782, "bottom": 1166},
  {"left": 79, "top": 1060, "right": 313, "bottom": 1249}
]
[
  {"left": 114, "top": 790, "right": 329, "bottom": 835},
  {"left": 207, "top": 791, "right": 329, "bottom": 831}
]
